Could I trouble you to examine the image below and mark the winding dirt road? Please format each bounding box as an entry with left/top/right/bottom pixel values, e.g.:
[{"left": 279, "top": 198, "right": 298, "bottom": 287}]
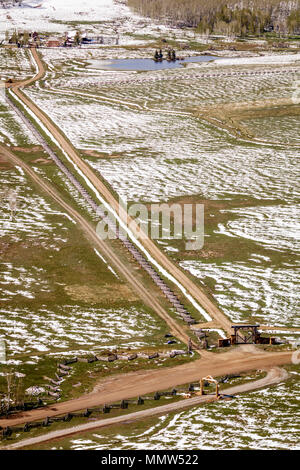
[
  {"left": 1, "top": 48, "right": 295, "bottom": 442},
  {"left": 0, "top": 144, "right": 194, "bottom": 347},
  {"left": 0, "top": 348, "right": 292, "bottom": 430},
  {"left": 0, "top": 366, "right": 289, "bottom": 450},
  {"left": 8, "top": 48, "right": 233, "bottom": 334}
]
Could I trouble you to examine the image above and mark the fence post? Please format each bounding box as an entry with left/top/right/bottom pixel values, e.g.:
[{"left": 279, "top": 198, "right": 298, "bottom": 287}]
[
  {"left": 137, "top": 396, "right": 144, "bottom": 405},
  {"left": 23, "top": 423, "right": 30, "bottom": 432},
  {"left": 103, "top": 405, "right": 110, "bottom": 414},
  {"left": 64, "top": 413, "right": 72, "bottom": 422},
  {"left": 43, "top": 417, "right": 50, "bottom": 427},
  {"left": 3, "top": 427, "right": 12, "bottom": 438}
]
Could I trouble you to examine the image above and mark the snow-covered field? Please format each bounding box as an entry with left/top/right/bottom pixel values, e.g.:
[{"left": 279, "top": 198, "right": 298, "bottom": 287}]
[
  {"left": 0, "top": 168, "right": 70, "bottom": 246},
  {"left": 0, "top": 102, "right": 38, "bottom": 145},
  {"left": 214, "top": 53, "right": 300, "bottom": 67},
  {"left": 216, "top": 205, "right": 300, "bottom": 255},
  {"left": 0, "top": 0, "right": 136, "bottom": 34},
  {"left": 0, "top": 167, "right": 165, "bottom": 357},
  {"left": 23, "top": 80, "right": 299, "bottom": 203},
  {"left": 0, "top": 0, "right": 194, "bottom": 46},
  {"left": 0, "top": 47, "right": 34, "bottom": 80},
  {"left": 87, "top": 145, "right": 299, "bottom": 203},
  {"left": 242, "top": 115, "right": 300, "bottom": 145},
  {"left": 0, "top": 49, "right": 39, "bottom": 144},
  {"left": 0, "top": 0, "right": 299, "bottom": 452},
  {"left": 39, "top": 49, "right": 299, "bottom": 111},
  {"left": 0, "top": 304, "right": 162, "bottom": 356},
  {"left": 180, "top": 260, "right": 299, "bottom": 327},
  {"left": 20, "top": 53, "right": 299, "bottom": 330}
]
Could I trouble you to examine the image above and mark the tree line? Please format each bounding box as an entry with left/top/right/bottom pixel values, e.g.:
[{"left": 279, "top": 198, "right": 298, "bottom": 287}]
[{"left": 127, "top": 0, "right": 300, "bottom": 36}]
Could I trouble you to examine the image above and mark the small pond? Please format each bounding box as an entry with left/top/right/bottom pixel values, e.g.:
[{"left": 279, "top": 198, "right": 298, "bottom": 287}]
[{"left": 88, "top": 55, "right": 221, "bottom": 71}]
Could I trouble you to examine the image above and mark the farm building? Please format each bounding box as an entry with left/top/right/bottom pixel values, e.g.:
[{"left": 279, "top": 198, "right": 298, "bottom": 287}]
[{"left": 47, "top": 37, "right": 61, "bottom": 47}]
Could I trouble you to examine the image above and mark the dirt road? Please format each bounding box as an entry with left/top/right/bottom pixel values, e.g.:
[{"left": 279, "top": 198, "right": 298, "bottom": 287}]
[
  {"left": 1, "top": 49, "right": 294, "bottom": 441},
  {"left": 9, "top": 48, "right": 232, "bottom": 335},
  {"left": 0, "top": 144, "right": 195, "bottom": 348},
  {"left": 0, "top": 366, "right": 289, "bottom": 450},
  {"left": 0, "top": 348, "right": 292, "bottom": 429}
]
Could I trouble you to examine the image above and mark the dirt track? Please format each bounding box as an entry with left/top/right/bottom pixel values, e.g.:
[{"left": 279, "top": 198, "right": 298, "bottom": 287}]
[
  {"left": 10, "top": 48, "right": 233, "bottom": 335},
  {"left": 0, "top": 348, "right": 292, "bottom": 429},
  {"left": 1, "top": 147, "right": 293, "bottom": 435},
  {"left": 0, "top": 144, "right": 194, "bottom": 348},
  {"left": 0, "top": 365, "right": 289, "bottom": 450},
  {"left": 1, "top": 49, "right": 295, "bottom": 439}
]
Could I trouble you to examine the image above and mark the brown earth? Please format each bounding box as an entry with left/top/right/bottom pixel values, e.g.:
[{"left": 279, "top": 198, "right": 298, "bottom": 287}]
[
  {"left": 10, "top": 47, "right": 234, "bottom": 335},
  {"left": 0, "top": 348, "right": 292, "bottom": 430},
  {"left": 81, "top": 150, "right": 124, "bottom": 159},
  {"left": 1, "top": 366, "right": 289, "bottom": 450},
  {"left": 12, "top": 145, "right": 43, "bottom": 153},
  {"left": 196, "top": 99, "right": 300, "bottom": 142},
  {"left": 0, "top": 144, "right": 196, "bottom": 350},
  {"left": 1, "top": 49, "right": 295, "bottom": 438},
  {"left": 64, "top": 283, "right": 138, "bottom": 304}
]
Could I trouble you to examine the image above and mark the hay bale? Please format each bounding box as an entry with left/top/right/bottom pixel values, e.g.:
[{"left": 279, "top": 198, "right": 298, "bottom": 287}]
[
  {"left": 23, "top": 423, "right": 30, "bottom": 432},
  {"left": 64, "top": 358, "right": 78, "bottom": 365},
  {"left": 95, "top": 355, "right": 106, "bottom": 361},
  {"left": 148, "top": 353, "right": 159, "bottom": 360},
  {"left": 57, "top": 369, "right": 69, "bottom": 376},
  {"left": 43, "top": 417, "right": 50, "bottom": 427},
  {"left": 50, "top": 379, "right": 61, "bottom": 386},
  {"left": 63, "top": 413, "right": 73, "bottom": 422},
  {"left": 77, "top": 357, "right": 89, "bottom": 363},
  {"left": 172, "top": 350, "right": 186, "bottom": 355},
  {"left": 107, "top": 354, "right": 118, "bottom": 362},
  {"left": 87, "top": 356, "right": 97, "bottom": 363},
  {"left": 2, "top": 427, "right": 12, "bottom": 437},
  {"left": 128, "top": 353, "right": 138, "bottom": 361},
  {"left": 59, "top": 364, "right": 71, "bottom": 371}
]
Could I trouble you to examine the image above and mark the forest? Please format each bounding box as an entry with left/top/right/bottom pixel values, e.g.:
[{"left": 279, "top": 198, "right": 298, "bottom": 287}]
[{"left": 127, "top": 0, "right": 300, "bottom": 35}]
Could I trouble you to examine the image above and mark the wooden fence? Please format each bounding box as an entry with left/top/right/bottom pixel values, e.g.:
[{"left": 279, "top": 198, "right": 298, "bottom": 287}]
[{"left": 0, "top": 382, "right": 209, "bottom": 440}]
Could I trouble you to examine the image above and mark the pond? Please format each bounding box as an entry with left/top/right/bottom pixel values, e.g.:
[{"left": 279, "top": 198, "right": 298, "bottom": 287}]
[{"left": 88, "top": 55, "right": 221, "bottom": 71}]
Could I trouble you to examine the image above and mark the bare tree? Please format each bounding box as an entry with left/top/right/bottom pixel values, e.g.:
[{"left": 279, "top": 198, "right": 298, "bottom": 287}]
[{"left": 1, "top": 371, "right": 25, "bottom": 416}]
